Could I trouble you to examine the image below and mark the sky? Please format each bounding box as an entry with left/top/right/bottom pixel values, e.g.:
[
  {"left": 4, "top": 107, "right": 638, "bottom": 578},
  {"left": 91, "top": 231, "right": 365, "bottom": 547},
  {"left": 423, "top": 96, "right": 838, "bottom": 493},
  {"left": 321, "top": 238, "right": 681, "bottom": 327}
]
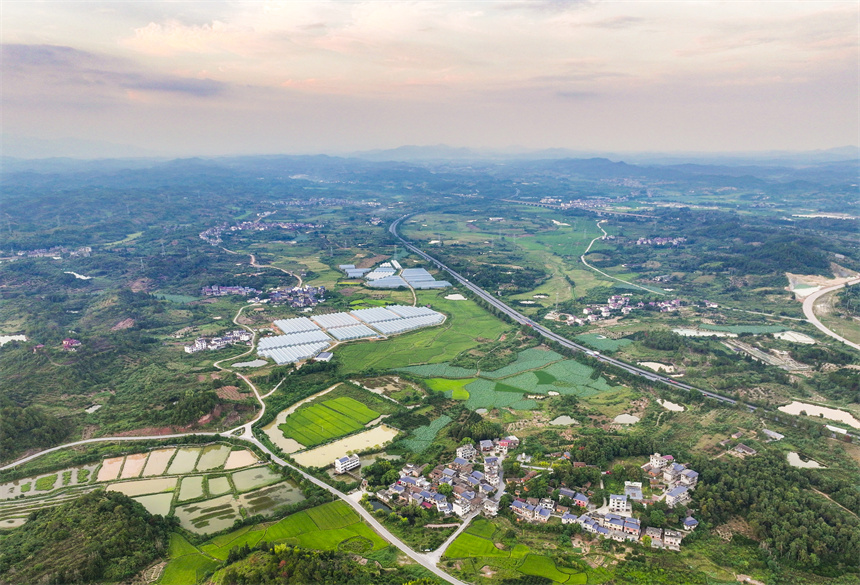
[{"left": 2, "top": 1, "right": 858, "bottom": 157}]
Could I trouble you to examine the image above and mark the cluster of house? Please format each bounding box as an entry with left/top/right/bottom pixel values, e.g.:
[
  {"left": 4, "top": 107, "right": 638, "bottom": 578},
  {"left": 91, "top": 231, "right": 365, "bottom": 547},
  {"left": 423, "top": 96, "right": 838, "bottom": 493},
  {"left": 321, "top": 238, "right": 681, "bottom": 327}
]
[
  {"left": 184, "top": 330, "right": 252, "bottom": 353},
  {"left": 201, "top": 285, "right": 262, "bottom": 297},
  {"left": 640, "top": 453, "right": 699, "bottom": 509},
  {"left": 199, "top": 220, "right": 322, "bottom": 246},
  {"left": 62, "top": 338, "right": 82, "bottom": 351},
  {"left": 510, "top": 487, "right": 590, "bottom": 524},
  {"left": 374, "top": 437, "right": 520, "bottom": 519},
  {"left": 577, "top": 513, "right": 689, "bottom": 551},
  {"left": 269, "top": 286, "right": 325, "bottom": 308},
  {"left": 635, "top": 237, "right": 687, "bottom": 247},
  {"left": 275, "top": 198, "right": 381, "bottom": 208},
  {"left": 12, "top": 245, "right": 91, "bottom": 259}
]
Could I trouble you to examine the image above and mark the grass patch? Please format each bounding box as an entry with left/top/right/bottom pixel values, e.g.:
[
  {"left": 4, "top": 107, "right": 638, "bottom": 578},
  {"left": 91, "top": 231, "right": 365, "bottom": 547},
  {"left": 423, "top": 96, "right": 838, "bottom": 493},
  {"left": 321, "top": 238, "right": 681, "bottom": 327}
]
[
  {"left": 306, "top": 500, "right": 358, "bottom": 530},
  {"left": 425, "top": 377, "right": 475, "bottom": 400},
  {"left": 34, "top": 475, "right": 57, "bottom": 491},
  {"left": 20, "top": 483, "right": 31, "bottom": 493},
  {"left": 518, "top": 554, "right": 581, "bottom": 583},
  {"left": 574, "top": 334, "right": 633, "bottom": 353},
  {"left": 466, "top": 518, "right": 497, "bottom": 540},
  {"left": 168, "top": 533, "right": 200, "bottom": 558},
  {"left": 77, "top": 468, "right": 90, "bottom": 483},
  {"left": 160, "top": 553, "right": 218, "bottom": 585}
]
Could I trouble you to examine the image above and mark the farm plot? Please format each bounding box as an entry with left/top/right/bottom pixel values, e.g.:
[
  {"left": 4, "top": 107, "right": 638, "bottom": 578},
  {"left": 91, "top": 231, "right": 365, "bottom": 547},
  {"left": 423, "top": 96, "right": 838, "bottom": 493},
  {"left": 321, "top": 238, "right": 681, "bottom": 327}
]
[
  {"left": 444, "top": 532, "right": 509, "bottom": 559},
  {"left": 480, "top": 347, "right": 564, "bottom": 378},
  {"left": 174, "top": 493, "right": 243, "bottom": 535},
  {"left": 400, "top": 415, "right": 453, "bottom": 453},
  {"left": 238, "top": 480, "right": 305, "bottom": 516},
  {"left": 574, "top": 333, "right": 633, "bottom": 353},
  {"left": 464, "top": 379, "right": 538, "bottom": 411},
  {"left": 397, "top": 363, "right": 477, "bottom": 379},
  {"left": 231, "top": 466, "right": 282, "bottom": 492},
  {"left": 519, "top": 554, "right": 585, "bottom": 584},
  {"left": 195, "top": 444, "right": 231, "bottom": 471},
  {"left": 278, "top": 398, "right": 380, "bottom": 447}
]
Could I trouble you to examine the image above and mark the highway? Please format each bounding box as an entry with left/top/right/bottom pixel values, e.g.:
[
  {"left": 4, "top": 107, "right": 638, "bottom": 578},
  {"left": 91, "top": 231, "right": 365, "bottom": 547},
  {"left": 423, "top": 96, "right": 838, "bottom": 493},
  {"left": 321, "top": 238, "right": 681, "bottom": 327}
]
[
  {"left": 802, "top": 278, "right": 860, "bottom": 352},
  {"left": 390, "top": 215, "right": 743, "bottom": 409}
]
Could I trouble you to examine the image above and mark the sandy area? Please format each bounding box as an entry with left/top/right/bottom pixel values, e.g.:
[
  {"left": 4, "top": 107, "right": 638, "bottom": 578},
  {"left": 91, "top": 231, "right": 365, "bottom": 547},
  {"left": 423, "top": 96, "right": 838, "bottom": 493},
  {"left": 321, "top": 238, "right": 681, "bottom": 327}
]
[
  {"left": 657, "top": 399, "right": 684, "bottom": 412},
  {"left": 291, "top": 425, "right": 400, "bottom": 467},
  {"left": 778, "top": 401, "right": 860, "bottom": 429},
  {"left": 120, "top": 453, "right": 149, "bottom": 479},
  {"left": 773, "top": 331, "right": 816, "bottom": 344},
  {"left": 638, "top": 361, "right": 675, "bottom": 373},
  {"left": 444, "top": 294, "right": 467, "bottom": 300}
]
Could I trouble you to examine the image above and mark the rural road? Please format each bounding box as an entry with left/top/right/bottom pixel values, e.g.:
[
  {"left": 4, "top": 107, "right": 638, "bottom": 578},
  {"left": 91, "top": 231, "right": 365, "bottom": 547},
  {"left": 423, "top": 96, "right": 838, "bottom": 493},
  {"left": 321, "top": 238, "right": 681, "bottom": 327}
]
[
  {"left": 802, "top": 278, "right": 860, "bottom": 351},
  {"left": 580, "top": 220, "right": 664, "bottom": 295}
]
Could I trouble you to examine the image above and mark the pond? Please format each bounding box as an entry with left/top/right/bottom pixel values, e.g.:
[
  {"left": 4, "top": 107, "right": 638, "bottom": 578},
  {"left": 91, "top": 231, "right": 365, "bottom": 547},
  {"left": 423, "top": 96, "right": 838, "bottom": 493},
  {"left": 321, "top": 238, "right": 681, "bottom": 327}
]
[
  {"left": 174, "top": 494, "right": 242, "bottom": 535},
  {"left": 223, "top": 449, "right": 259, "bottom": 470},
  {"left": 238, "top": 481, "right": 305, "bottom": 516},
  {"left": 142, "top": 449, "right": 175, "bottom": 476},
  {"left": 108, "top": 477, "right": 177, "bottom": 497},
  {"left": 777, "top": 401, "right": 860, "bottom": 429},
  {"left": 368, "top": 499, "right": 392, "bottom": 513},
  {"left": 550, "top": 415, "right": 578, "bottom": 425},
  {"left": 166, "top": 447, "right": 201, "bottom": 475},
  {"left": 96, "top": 457, "right": 124, "bottom": 482},
  {"left": 133, "top": 492, "right": 174, "bottom": 516},
  {"left": 208, "top": 476, "right": 232, "bottom": 496},
  {"left": 178, "top": 476, "right": 205, "bottom": 501},
  {"left": 291, "top": 426, "right": 400, "bottom": 468},
  {"left": 231, "top": 466, "right": 282, "bottom": 492},
  {"left": 786, "top": 452, "right": 825, "bottom": 469},
  {"left": 120, "top": 453, "right": 149, "bottom": 479},
  {"left": 195, "top": 444, "right": 231, "bottom": 471}
]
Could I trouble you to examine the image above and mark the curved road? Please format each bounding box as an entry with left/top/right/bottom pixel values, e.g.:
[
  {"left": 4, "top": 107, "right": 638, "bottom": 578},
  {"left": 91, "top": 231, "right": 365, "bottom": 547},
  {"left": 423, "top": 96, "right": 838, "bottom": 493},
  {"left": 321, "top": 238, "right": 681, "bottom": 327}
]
[
  {"left": 580, "top": 220, "right": 664, "bottom": 296},
  {"left": 802, "top": 278, "right": 860, "bottom": 352}
]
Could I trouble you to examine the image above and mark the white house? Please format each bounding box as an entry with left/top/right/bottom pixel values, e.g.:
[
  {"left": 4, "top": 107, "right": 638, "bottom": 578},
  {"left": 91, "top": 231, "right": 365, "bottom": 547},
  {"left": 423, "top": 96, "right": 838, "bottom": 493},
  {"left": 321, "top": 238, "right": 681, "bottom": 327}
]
[
  {"left": 608, "top": 494, "right": 629, "bottom": 513},
  {"left": 334, "top": 454, "right": 361, "bottom": 474}
]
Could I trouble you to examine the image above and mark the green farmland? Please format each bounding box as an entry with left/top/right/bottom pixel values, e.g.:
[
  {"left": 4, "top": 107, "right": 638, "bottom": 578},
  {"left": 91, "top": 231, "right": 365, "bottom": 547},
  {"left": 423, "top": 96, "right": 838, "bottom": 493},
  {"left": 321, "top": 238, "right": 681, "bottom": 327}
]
[
  {"left": 161, "top": 501, "right": 388, "bottom": 584},
  {"left": 279, "top": 397, "right": 379, "bottom": 447},
  {"left": 443, "top": 520, "right": 587, "bottom": 584}
]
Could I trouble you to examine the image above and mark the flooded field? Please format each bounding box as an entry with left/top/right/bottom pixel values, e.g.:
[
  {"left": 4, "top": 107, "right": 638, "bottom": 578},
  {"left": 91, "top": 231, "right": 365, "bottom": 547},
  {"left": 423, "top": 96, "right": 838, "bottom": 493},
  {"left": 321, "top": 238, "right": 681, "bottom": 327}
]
[
  {"left": 291, "top": 425, "right": 400, "bottom": 468},
  {"left": 196, "top": 444, "right": 231, "bottom": 471},
  {"left": 97, "top": 457, "right": 124, "bottom": 482},
  {"left": 179, "top": 476, "right": 205, "bottom": 501},
  {"left": 174, "top": 494, "right": 242, "bottom": 535},
  {"left": 142, "top": 449, "right": 175, "bottom": 476},
  {"left": 108, "top": 477, "right": 177, "bottom": 497},
  {"left": 777, "top": 401, "right": 860, "bottom": 429},
  {"left": 120, "top": 453, "right": 149, "bottom": 479},
  {"left": 133, "top": 493, "right": 174, "bottom": 516},
  {"left": 223, "top": 449, "right": 259, "bottom": 470},
  {"left": 238, "top": 481, "right": 305, "bottom": 516},
  {"left": 208, "top": 476, "right": 232, "bottom": 495},
  {"left": 657, "top": 399, "right": 684, "bottom": 412},
  {"left": 166, "top": 447, "right": 201, "bottom": 475},
  {"left": 673, "top": 328, "right": 737, "bottom": 338},
  {"left": 231, "top": 467, "right": 281, "bottom": 492},
  {"left": 787, "top": 452, "right": 825, "bottom": 468}
]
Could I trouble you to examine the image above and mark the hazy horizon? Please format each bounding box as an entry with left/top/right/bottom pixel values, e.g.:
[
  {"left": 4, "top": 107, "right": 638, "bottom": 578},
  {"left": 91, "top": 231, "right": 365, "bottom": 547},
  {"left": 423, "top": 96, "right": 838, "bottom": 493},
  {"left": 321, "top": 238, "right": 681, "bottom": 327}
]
[{"left": 2, "top": 1, "right": 858, "bottom": 158}]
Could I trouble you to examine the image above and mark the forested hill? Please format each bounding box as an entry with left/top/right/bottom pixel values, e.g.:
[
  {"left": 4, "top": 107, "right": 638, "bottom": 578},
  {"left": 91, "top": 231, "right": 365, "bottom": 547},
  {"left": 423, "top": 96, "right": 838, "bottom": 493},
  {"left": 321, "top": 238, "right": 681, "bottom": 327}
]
[{"left": 0, "top": 490, "right": 174, "bottom": 584}]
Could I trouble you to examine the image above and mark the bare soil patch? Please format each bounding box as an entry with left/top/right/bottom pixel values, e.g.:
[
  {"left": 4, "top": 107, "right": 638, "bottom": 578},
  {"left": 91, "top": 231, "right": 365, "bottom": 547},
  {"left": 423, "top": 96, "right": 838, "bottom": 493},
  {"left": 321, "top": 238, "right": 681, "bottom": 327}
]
[
  {"left": 356, "top": 254, "right": 388, "bottom": 269},
  {"left": 129, "top": 278, "right": 153, "bottom": 293},
  {"left": 111, "top": 318, "right": 136, "bottom": 331},
  {"left": 216, "top": 386, "right": 250, "bottom": 401}
]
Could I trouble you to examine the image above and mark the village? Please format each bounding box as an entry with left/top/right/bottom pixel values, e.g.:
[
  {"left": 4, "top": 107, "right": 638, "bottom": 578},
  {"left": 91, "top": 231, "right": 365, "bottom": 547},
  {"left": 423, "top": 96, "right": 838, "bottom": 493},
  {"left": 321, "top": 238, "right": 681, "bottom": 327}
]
[
  {"left": 198, "top": 219, "right": 322, "bottom": 246},
  {"left": 346, "top": 438, "right": 700, "bottom": 552},
  {"left": 6, "top": 245, "right": 92, "bottom": 259},
  {"left": 183, "top": 330, "right": 253, "bottom": 353},
  {"left": 545, "top": 294, "right": 684, "bottom": 326}
]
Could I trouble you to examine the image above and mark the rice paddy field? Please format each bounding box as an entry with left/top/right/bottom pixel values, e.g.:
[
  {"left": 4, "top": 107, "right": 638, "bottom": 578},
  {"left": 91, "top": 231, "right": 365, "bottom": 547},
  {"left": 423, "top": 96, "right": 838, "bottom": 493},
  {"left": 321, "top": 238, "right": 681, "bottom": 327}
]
[
  {"left": 161, "top": 501, "right": 388, "bottom": 584},
  {"left": 0, "top": 443, "right": 264, "bottom": 531},
  {"left": 573, "top": 333, "right": 634, "bottom": 353},
  {"left": 278, "top": 396, "right": 380, "bottom": 447},
  {"left": 443, "top": 520, "right": 588, "bottom": 584}
]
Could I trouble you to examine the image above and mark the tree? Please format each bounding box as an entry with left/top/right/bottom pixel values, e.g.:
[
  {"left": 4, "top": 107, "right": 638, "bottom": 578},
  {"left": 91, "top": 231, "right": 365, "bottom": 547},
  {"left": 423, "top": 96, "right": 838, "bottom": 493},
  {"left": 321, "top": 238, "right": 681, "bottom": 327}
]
[
  {"left": 650, "top": 509, "right": 666, "bottom": 528},
  {"left": 642, "top": 535, "right": 652, "bottom": 548},
  {"left": 438, "top": 483, "right": 453, "bottom": 497}
]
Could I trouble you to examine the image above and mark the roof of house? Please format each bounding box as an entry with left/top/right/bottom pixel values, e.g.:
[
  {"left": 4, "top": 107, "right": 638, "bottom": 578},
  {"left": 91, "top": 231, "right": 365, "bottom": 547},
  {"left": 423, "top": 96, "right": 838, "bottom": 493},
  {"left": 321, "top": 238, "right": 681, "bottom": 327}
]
[
  {"left": 684, "top": 517, "right": 699, "bottom": 526},
  {"left": 667, "top": 486, "right": 688, "bottom": 497},
  {"left": 453, "top": 457, "right": 468, "bottom": 465},
  {"left": 537, "top": 508, "right": 551, "bottom": 518},
  {"left": 609, "top": 494, "right": 627, "bottom": 501},
  {"left": 562, "top": 513, "right": 578, "bottom": 521},
  {"left": 682, "top": 469, "right": 699, "bottom": 478},
  {"left": 559, "top": 488, "right": 576, "bottom": 498}
]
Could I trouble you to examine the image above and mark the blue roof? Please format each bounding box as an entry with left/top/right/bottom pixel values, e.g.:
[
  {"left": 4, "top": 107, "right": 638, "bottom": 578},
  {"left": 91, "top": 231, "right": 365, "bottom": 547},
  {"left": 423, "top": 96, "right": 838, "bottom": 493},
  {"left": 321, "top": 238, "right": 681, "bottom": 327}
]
[
  {"left": 453, "top": 457, "right": 468, "bottom": 465},
  {"left": 443, "top": 468, "right": 456, "bottom": 476},
  {"left": 684, "top": 517, "right": 699, "bottom": 526},
  {"left": 667, "top": 486, "right": 688, "bottom": 497},
  {"left": 538, "top": 508, "right": 551, "bottom": 517},
  {"left": 559, "top": 488, "right": 576, "bottom": 498},
  {"left": 562, "top": 513, "right": 578, "bottom": 521}
]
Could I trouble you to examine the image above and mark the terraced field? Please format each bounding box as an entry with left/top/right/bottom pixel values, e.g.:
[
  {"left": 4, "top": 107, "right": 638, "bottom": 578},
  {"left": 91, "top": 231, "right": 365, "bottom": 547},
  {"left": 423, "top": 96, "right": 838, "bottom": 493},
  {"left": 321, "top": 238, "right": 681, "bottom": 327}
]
[{"left": 278, "top": 397, "right": 380, "bottom": 447}]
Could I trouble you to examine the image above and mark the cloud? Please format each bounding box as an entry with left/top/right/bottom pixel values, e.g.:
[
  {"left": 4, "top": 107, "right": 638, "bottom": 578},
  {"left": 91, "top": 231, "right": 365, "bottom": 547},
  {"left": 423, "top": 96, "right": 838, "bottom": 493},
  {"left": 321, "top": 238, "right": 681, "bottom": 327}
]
[{"left": 1, "top": 44, "right": 226, "bottom": 99}]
